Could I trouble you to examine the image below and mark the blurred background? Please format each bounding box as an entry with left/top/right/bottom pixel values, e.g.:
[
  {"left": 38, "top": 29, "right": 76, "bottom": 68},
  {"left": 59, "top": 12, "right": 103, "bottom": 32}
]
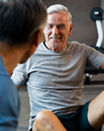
[{"left": 17, "top": 0, "right": 104, "bottom": 130}]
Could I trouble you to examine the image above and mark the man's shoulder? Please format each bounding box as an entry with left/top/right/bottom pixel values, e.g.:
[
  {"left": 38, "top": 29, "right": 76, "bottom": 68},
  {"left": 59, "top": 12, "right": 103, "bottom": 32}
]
[
  {"left": 34, "top": 41, "right": 45, "bottom": 53},
  {"left": 70, "top": 41, "right": 87, "bottom": 47},
  {"left": 67, "top": 41, "right": 87, "bottom": 49}
]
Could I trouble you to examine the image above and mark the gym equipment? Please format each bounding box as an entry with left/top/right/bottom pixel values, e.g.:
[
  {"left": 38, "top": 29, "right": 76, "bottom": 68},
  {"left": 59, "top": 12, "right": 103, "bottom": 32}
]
[{"left": 84, "top": 7, "right": 104, "bottom": 84}]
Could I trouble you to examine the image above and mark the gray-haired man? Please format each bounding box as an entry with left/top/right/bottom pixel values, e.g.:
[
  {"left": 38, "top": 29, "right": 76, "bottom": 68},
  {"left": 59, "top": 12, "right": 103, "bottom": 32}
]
[{"left": 12, "top": 4, "right": 104, "bottom": 131}]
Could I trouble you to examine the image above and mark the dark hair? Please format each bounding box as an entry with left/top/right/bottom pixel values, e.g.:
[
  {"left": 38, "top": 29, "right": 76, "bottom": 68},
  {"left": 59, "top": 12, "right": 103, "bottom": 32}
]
[{"left": 0, "top": 0, "right": 47, "bottom": 45}]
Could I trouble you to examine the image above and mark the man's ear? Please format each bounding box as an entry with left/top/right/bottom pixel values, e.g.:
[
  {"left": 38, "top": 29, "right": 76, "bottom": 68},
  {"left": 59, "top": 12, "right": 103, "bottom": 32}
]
[
  {"left": 31, "top": 29, "right": 43, "bottom": 47},
  {"left": 68, "top": 24, "right": 73, "bottom": 36}
]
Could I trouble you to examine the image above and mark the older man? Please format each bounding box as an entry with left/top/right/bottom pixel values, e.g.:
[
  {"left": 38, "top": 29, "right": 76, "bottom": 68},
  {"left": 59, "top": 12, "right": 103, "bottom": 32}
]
[
  {"left": 12, "top": 4, "right": 104, "bottom": 131},
  {"left": 0, "top": 0, "right": 47, "bottom": 131}
]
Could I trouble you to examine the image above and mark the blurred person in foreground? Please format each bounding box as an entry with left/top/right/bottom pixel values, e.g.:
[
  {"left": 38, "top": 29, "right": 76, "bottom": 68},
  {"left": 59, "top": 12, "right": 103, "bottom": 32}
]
[
  {"left": 12, "top": 4, "right": 104, "bottom": 131},
  {"left": 0, "top": 0, "right": 47, "bottom": 130}
]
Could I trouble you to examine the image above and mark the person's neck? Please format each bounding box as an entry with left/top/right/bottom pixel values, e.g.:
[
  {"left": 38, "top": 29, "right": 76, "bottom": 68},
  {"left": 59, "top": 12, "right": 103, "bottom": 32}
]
[
  {"left": 0, "top": 44, "right": 20, "bottom": 75},
  {"left": 44, "top": 41, "right": 67, "bottom": 53}
]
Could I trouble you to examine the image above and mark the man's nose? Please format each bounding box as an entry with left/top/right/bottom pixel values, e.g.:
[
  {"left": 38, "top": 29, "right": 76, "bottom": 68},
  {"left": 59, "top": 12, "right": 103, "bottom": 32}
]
[{"left": 52, "top": 26, "right": 59, "bottom": 35}]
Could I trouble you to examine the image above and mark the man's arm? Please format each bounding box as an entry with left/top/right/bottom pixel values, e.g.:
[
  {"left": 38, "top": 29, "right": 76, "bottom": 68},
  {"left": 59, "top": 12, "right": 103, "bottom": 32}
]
[
  {"left": 11, "top": 64, "right": 27, "bottom": 89},
  {"left": 86, "top": 45, "right": 104, "bottom": 69}
]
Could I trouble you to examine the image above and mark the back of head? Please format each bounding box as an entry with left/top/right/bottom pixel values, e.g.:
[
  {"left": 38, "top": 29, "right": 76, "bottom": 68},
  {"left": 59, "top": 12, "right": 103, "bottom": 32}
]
[
  {"left": 0, "top": 0, "right": 47, "bottom": 45},
  {"left": 47, "top": 4, "right": 72, "bottom": 25}
]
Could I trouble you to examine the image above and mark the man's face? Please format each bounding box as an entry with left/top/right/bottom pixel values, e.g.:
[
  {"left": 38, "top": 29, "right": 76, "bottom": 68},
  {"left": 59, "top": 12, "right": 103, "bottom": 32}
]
[{"left": 43, "top": 11, "right": 71, "bottom": 52}]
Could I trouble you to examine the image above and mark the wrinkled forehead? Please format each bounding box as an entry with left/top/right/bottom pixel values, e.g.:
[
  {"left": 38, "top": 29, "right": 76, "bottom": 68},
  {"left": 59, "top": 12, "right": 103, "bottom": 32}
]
[{"left": 47, "top": 12, "right": 68, "bottom": 23}]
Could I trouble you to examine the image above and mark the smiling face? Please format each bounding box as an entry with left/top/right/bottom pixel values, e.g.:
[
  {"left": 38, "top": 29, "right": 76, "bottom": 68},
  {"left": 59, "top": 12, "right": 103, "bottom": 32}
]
[{"left": 43, "top": 11, "right": 72, "bottom": 52}]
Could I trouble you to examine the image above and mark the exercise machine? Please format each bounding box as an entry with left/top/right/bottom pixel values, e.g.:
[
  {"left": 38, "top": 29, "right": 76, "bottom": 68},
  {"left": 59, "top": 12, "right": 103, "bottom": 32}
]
[{"left": 84, "top": 7, "right": 104, "bottom": 84}]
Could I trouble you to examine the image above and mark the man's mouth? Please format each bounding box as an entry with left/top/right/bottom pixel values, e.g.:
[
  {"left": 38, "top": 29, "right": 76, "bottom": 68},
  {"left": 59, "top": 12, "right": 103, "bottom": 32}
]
[{"left": 50, "top": 36, "right": 61, "bottom": 40}]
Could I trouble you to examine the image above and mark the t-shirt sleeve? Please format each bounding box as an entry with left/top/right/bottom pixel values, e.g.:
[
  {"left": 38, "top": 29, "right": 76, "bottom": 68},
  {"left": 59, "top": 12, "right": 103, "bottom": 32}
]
[
  {"left": 11, "top": 63, "right": 28, "bottom": 86},
  {"left": 86, "top": 45, "right": 104, "bottom": 69}
]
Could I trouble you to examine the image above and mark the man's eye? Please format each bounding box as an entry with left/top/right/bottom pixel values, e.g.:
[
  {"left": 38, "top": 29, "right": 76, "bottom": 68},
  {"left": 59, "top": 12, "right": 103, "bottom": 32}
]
[
  {"left": 48, "top": 25, "right": 53, "bottom": 29},
  {"left": 58, "top": 25, "right": 65, "bottom": 29}
]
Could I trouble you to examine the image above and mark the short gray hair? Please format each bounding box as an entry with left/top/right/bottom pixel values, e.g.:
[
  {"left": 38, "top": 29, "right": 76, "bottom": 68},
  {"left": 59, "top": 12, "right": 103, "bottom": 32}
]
[{"left": 47, "top": 4, "right": 72, "bottom": 26}]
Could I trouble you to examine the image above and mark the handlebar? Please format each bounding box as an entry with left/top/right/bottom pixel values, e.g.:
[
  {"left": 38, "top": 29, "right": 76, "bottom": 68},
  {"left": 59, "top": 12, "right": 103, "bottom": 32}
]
[
  {"left": 90, "top": 7, "right": 103, "bottom": 22},
  {"left": 90, "top": 7, "right": 104, "bottom": 47}
]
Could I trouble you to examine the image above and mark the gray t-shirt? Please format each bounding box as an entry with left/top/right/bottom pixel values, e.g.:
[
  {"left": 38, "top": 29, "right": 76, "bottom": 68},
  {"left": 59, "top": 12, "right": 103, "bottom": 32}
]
[{"left": 11, "top": 41, "right": 104, "bottom": 129}]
